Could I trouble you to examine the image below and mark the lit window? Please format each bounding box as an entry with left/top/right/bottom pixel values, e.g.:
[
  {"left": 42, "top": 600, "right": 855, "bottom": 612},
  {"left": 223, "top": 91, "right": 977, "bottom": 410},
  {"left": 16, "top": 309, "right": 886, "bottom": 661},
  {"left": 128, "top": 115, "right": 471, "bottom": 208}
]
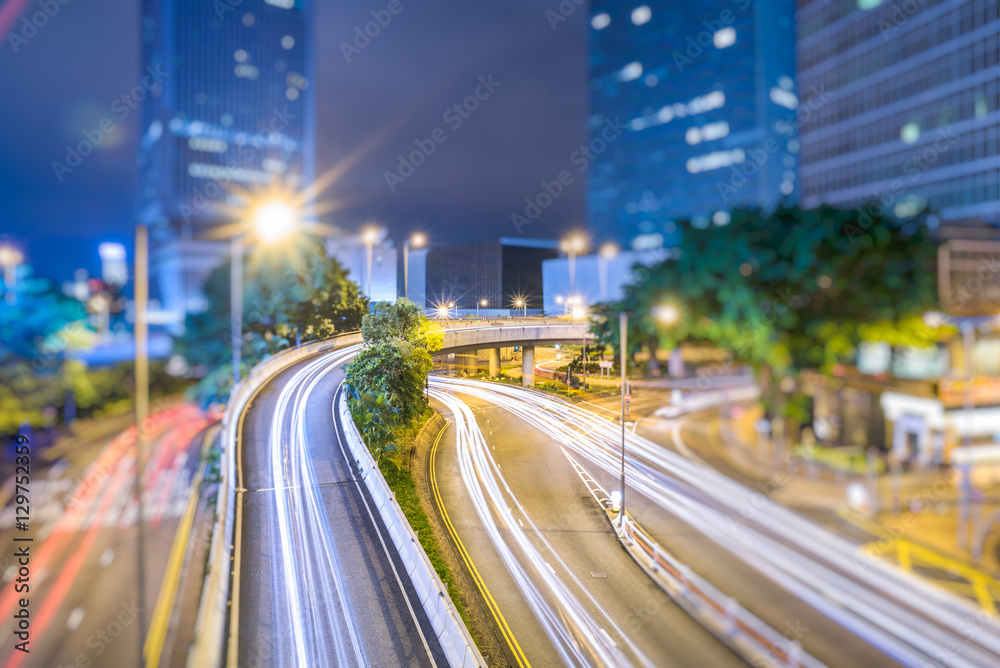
[
  {"left": 686, "top": 148, "right": 745, "bottom": 174},
  {"left": 713, "top": 27, "right": 736, "bottom": 49},
  {"left": 220, "top": 113, "right": 234, "bottom": 127},
  {"left": 900, "top": 122, "right": 919, "bottom": 144},
  {"left": 712, "top": 211, "right": 731, "bottom": 226},
  {"left": 780, "top": 181, "right": 794, "bottom": 195},
  {"left": 857, "top": 0, "right": 884, "bottom": 9},
  {"left": 286, "top": 88, "right": 299, "bottom": 101},
  {"left": 591, "top": 13, "right": 610, "bottom": 30},
  {"left": 629, "top": 118, "right": 646, "bottom": 131},
  {"left": 778, "top": 75, "right": 794, "bottom": 90},
  {"left": 770, "top": 87, "right": 798, "bottom": 110},
  {"left": 234, "top": 64, "right": 259, "bottom": 79},
  {"left": 234, "top": 49, "right": 248, "bottom": 62},
  {"left": 618, "top": 61, "right": 643, "bottom": 82},
  {"left": 281, "top": 35, "right": 295, "bottom": 49},
  {"left": 265, "top": 0, "right": 294, "bottom": 8},
  {"left": 242, "top": 12, "right": 254, "bottom": 27},
  {"left": 644, "top": 74, "right": 658, "bottom": 87},
  {"left": 631, "top": 5, "right": 651, "bottom": 25},
  {"left": 188, "top": 137, "right": 228, "bottom": 153}
]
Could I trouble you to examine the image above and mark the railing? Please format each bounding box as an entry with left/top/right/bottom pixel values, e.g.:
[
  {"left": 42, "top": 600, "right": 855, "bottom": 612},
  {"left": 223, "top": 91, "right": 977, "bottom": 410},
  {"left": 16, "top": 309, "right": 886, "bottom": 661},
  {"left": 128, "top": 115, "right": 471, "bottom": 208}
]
[
  {"left": 337, "top": 394, "right": 485, "bottom": 668},
  {"left": 619, "top": 515, "right": 825, "bottom": 668}
]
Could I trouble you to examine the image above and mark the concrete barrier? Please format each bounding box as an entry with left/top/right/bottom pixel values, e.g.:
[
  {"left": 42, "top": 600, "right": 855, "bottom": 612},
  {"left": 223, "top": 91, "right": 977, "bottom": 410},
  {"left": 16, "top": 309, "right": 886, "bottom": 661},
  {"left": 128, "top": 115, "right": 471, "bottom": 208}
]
[{"left": 337, "top": 393, "right": 486, "bottom": 668}]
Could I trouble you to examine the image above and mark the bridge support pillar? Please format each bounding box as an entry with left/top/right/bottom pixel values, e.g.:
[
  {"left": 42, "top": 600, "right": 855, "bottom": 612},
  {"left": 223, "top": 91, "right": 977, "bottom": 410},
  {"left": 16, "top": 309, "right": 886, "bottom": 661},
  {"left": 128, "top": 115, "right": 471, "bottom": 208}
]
[
  {"left": 489, "top": 348, "right": 501, "bottom": 378},
  {"left": 522, "top": 345, "right": 535, "bottom": 387}
]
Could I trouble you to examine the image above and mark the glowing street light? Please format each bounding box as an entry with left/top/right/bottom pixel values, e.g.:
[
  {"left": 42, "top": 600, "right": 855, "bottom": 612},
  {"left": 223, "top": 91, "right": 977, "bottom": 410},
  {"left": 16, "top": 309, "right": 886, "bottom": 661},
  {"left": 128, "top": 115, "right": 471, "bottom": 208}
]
[
  {"left": 653, "top": 303, "right": 680, "bottom": 326},
  {"left": 403, "top": 232, "right": 426, "bottom": 301},
  {"left": 253, "top": 201, "right": 297, "bottom": 242},
  {"left": 0, "top": 244, "right": 24, "bottom": 292},
  {"left": 514, "top": 298, "right": 526, "bottom": 318},
  {"left": 478, "top": 298, "right": 488, "bottom": 318}
]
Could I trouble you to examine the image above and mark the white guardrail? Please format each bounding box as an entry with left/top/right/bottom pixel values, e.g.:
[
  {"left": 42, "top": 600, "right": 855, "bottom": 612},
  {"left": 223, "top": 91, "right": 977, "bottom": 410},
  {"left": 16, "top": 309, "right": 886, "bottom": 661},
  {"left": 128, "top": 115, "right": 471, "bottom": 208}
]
[
  {"left": 337, "top": 393, "right": 485, "bottom": 668},
  {"left": 618, "top": 515, "right": 825, "bottom": 668},
  {"left": 186, "top": 333, "right": 362, "bottom": 668}
]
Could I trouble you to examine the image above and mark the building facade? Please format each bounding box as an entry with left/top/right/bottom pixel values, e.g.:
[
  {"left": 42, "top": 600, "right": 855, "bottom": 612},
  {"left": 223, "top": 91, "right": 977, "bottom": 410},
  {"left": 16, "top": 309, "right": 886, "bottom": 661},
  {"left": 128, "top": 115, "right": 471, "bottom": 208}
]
[
  {"left": 138, "top": 0, "right": 315, "bottom": 323},
  {"left": 587, "top": 0, "right": 799, "bottom": 248},
  {"left": 424, "top": 238, "right": 559, "bottom": 312},
  {"left": 325, "top": 235, "right": 399, "bottom": 305},
  {"left": 797, "top": 0, "right": 1000, "bottom": 231}
]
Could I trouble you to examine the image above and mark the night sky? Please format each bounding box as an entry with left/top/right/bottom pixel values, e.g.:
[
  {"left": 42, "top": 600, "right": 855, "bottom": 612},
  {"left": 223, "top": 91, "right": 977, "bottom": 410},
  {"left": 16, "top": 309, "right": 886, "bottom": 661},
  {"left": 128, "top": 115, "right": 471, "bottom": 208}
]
[{"left": 0, "top": 0, "right": 588, "bottom": 282}]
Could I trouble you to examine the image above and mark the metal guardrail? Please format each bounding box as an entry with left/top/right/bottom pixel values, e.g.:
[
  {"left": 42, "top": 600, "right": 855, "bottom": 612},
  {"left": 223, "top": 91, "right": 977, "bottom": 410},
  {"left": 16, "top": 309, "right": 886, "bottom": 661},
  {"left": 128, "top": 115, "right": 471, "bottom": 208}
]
[
  {"left": 618, "top": 515, "right": 825, "bottom": 668},
  {"left": 337, "top": 394, "right": 486, "bottom": 668}
]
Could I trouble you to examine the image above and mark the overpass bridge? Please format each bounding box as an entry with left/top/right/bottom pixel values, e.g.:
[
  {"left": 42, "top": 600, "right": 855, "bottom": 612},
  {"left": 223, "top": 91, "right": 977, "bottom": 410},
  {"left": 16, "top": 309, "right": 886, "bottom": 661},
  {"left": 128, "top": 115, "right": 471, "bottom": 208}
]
[{"left": 431, "top": 319, "right": 593, "bottom": 386}]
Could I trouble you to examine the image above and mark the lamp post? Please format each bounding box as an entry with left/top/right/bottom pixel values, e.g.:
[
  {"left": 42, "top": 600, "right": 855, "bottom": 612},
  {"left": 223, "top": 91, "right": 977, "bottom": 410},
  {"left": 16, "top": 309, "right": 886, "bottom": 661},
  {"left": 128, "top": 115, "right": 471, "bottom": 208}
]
[
  {"left": 561, "top": 232, "right": 588, "bottom": 296},
  {"left": 231, "top": 200, "right": 300, "bottom": 384},
  {"left": 573, "top": 305, "right": 587, "bottom": 386},
  {"left": 0, "top": 244, "right": 24, "bottom": 303},
  {"left": 478, "top": 298, "right": 487, "bottom": 318},
  {"left": 362, "top": 227, "right": 379, "bottom": 308},
  {"left": 514, "top": 298, "right": 526, "bottom": 318},
  {"left": 403, "top": 232, "right": 425, "bottom": 301},
  {"left": 599, "top": 242, "right": 619, "bottom": 302}
]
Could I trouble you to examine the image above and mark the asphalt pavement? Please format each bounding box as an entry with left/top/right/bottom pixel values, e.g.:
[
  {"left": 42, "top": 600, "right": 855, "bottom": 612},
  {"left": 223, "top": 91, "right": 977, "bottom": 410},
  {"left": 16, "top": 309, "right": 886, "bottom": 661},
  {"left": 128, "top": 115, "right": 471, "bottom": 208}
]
[{"left": 233, "top": 350, "right": 445, "bottom": 668}]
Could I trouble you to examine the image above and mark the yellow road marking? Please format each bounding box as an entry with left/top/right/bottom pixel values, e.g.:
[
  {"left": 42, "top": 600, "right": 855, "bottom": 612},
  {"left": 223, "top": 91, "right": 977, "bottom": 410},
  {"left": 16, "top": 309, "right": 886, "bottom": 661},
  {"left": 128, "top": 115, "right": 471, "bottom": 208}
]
[
  {"left": 144, "top": 423, "right": 220, "bottom": 667},
  {"left": 429, "top": 421, "right": 531, "bottom": 668}
]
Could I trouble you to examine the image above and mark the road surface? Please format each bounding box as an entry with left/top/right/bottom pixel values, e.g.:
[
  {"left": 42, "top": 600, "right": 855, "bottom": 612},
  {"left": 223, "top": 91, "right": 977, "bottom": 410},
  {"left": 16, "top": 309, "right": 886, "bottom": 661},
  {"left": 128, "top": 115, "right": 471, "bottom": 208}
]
[{"left": 232, "top": 347, "right": 445, "bottom": 667}]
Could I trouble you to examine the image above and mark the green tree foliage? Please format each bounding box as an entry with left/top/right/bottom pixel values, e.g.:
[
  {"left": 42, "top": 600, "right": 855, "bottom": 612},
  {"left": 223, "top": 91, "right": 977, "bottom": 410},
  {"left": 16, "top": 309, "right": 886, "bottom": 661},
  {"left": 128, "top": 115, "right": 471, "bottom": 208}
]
[
  {"left": 346, "top": 339, "right": 431, "bottom": 423},
  {"left": 594, "top": 205, "right": 942, "bottom": 377},
  {"left": 176, "top": 237, "right": 367, "bottom": 403}
]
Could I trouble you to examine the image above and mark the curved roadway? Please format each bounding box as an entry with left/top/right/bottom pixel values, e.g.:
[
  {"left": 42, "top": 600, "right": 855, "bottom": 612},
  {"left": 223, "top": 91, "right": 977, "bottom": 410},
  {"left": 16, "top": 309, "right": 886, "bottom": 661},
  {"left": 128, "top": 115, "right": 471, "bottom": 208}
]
[{"left": 232, "top": 348, "right": 445, "bottom": 667}]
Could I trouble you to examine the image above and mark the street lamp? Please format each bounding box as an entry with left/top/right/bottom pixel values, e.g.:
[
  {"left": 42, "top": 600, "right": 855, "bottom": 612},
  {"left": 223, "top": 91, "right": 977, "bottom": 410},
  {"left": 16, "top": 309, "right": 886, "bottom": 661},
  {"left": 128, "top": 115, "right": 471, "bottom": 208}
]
[
  {"left": 652, "top": 303, "right": 680, "bottom": 325},
  {"left": 403, "top": 232, "right": 425, "bottom": 301},
  {"left": 253, "top": 201, "right": 297, "bottom": 242},
  {"left": 598, "top": 242, "right": 619, "bottom": 302},
  {"left": 478, "top": 298, "right": 488, "bottom": 318},
  {"left": 361, "top": 226, "right": 380, "bottom": 306},
  {"left": 572, "top": 305, "right": 588, "bottom": 386},
  {"left": 514, "top": 298, "right": 526, "bottom": 318},
  {"left": 561, "top": 232, "right": 589, "bottom": 296},
  {"left": 0, "top": 244, "right": 24, "bottom": 296}
]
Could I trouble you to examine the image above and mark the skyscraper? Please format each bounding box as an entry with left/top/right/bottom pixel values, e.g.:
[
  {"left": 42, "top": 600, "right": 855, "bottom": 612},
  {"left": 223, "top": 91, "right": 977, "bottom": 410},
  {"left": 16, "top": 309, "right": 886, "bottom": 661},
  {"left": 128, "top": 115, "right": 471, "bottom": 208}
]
[
  {"left": 797, "top": 0, "right": 1000, "bottom": 234},
  {"left": 587, "top": 1, "right": 798, "bottom": 248},
  {"left": 138, "top": 0, "right": 315, "bottom": 323}
]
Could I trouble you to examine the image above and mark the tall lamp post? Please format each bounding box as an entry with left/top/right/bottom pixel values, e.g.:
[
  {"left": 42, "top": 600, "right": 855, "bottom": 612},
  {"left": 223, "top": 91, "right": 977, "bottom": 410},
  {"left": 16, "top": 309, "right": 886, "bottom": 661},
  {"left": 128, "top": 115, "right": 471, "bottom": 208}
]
[
  {"left": 478, "top": 298, "right": 488, "bottom": 318},
  {"left": 617, "top": 302, "right": 679, "bottom": 527},
  {"left": 573, "top": 305, "right": 588, "bottom": 386},
  {"left": 599, "top": 242, "right": 619, "bottom": 302},
  {"left": 231, "top": 201, "right": 299, "bottom": 384},
  {"left": 403, "top": 232, "right": 425, "bottom": 301},
  {"left": 561, "top": 232, "right": 588, "bottom": 297},
  {"left": 514, "top": 298, "right": 526, "bottom": 318},
  {"left": 362, "top": 226, "right": 380, "bottom": 309}
]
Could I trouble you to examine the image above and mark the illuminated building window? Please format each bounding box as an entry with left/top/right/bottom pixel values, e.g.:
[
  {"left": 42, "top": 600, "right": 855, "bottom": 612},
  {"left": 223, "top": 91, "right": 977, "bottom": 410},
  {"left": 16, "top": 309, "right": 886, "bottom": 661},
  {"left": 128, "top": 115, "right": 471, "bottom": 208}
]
[
  {"left": 631, "top": 5, "right": 651, "bottom": 25},
  {"left": 591, "top": 13, "right": 610, "bottom": 30}
]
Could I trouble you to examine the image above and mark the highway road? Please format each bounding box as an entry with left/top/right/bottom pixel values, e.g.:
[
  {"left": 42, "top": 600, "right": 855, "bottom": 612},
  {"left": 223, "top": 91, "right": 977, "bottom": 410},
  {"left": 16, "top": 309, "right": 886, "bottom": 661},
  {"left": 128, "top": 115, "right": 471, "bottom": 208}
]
[
  {"left": 427, "top": 385, "right": 745, "bottom": 667},
  {"left": 429, "top": 376, "right": 1000, "bottom": 668},
  {"left": 232, "top": 347, "right": 445, "bottom": 668},
  {"left": 0, "top": 404, "right": 216, "bottom": 668}
]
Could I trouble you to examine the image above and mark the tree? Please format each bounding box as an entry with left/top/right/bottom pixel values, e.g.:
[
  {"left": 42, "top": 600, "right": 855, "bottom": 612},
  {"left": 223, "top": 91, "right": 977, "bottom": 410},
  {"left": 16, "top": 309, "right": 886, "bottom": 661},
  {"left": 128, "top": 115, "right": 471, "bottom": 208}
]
[
  {"left": 362, "top": 298, "right": 422, "bottom": 342},
  {"left": 345, "top": 339, "right": 431, "bottom": 423},
  {"left": 176, "top": 237, "right": 367, "bottom": 403},
  {"left": 593, "top": 204, "right": 946, "bottom": 421}
]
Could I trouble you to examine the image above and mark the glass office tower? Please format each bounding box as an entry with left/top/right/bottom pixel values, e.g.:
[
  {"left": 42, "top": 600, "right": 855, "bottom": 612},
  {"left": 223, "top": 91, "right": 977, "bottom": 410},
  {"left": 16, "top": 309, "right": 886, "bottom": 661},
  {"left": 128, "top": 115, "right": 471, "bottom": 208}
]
[
  {"left": 137, "top": 0, "right": 315, "bottom": 321},
  {"left": 797, "top": 0, "right": 1000, "bottom": 233},
  {"left": 587, "top": 1, "right": 798, "bottom": 248}
]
